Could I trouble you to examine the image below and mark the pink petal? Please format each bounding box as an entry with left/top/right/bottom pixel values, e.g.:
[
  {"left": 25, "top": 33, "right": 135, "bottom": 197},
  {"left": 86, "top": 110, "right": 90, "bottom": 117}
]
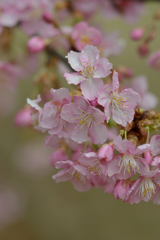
[
  {"left": 80, "top": 78, "right": 103, "bottom": 100},
  {"left": 104, "top": 100, "right": 112, "bottom": 122},
  {"left": 64, "top": 72, "right": 84, "bottom": 85},
  {"left": 98, "top": 84, "right": 112, "bottom": 107},
  {"left": 120, "top": 88, "right": 141, "bottom": 108},
  {"left": 94, "top": 58, "right": 112, "bottom": 78},
  {"left": 151, "top": 135, "right": 160, "bottom": 156},
  {"left": 80, "top": 45, "right": 100, "bottom": 66},
  {"left": 112, "top": 70, "right": 119, "bottom": 92},
  {"left": 66, "top": 51, "right": 83, "bottom": 71},
  {"left": 90, "top": 121, "right": 107, "bottom": 144}
]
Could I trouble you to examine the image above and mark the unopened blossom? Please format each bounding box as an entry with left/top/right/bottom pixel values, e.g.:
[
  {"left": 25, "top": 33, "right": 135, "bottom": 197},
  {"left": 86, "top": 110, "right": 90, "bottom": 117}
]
[
  {"left": 97, "top": 144, "right": 113, "bottom": 162},
  {"left": 108, "top": 136, "right": 150, "bottom": 180},
  {"left": 148, "top": 50, "right": 160, "bottom": 70},
  {"left": 64, "top": 45, "right": 112, "bottom": 100},
  {"left": 71, "top": 21, "right": 102, "bottom": 51},
  {"left": 61, "top": 95, "right": 107, "bottom": 144},
  {"left": 125, "top": 170, "right": 160, "bottom": 204},
  {"left": 131, "top": 76, "right": 158, "bottom": 110},
  {"left": 52, "top": 160, "right": 93, "bottom": 191},
  {"left": 14, "top": 107, "right": 31, "bottom": 127},
  {"left": 39, "top": 88, "right": 71, "bottom": 137},
  {"left": 27, "top": 37, "right": 45, "bottom": 53},
  {"left": 98, "top": 71, "right": 141, "bottom": 126},
  {"left": 130, "top": 28, "right": 144, "bottom": 40},
  {"left": 114, "top": 180, "right": 131, "bottom": 201}
]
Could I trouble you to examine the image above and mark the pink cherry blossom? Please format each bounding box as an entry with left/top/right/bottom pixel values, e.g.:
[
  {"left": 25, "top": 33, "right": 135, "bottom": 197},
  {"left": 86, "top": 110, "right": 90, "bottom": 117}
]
[
  {"left": 108, "top": 136, "right": 150, "bottom": 180},
  {"left": 39, "top": 88, "right": 71, "bottom": 137},
  {"left": 130, "top": 75, "right": 158, "bottom": 110},
  {"left": 126, "top": 170, "right": 160, "bottom": 204},
  {"left": 130, "top": 28, "right": 144, "bottom": 40},
  {"left": 64, "top": 45, "right": 112, "bottom": 100},
  {"left": 0, "top": 61, "right": 22, "bottom": 89},
  {"left": 148, "top": 50, "right": 160, "bottom": 70},
  {"left": 98, "top": 70, "right": 141, "bottom": 126},
  {"left": 61, "top": 95, "right": 107, "bottom": 144},
  {"left": 112, "top": 180, "right": 131, "bottom": 201},
  {"left": 77, "top": 152, "right": 108, "bottom": 180},
  {"left": 14, "top": 107, "right": 31, "bottom": 127},
  {"left": 97, "top": 144, "right": 114, "bottom": 163},
  {"left": 27, "top": 94, "right": 46, "bottom": 133},
  {"left": 102, "top": 0, "right": 145, "bottom": 24},
  {"left": 71, "top": 21, "right": 102, "bottom": 51},
  {"left": 99, "top": 31, "right": 125, "bottom": 58},
  {"left": 52, "top": 160, "right": 93, "bottom": 191}
]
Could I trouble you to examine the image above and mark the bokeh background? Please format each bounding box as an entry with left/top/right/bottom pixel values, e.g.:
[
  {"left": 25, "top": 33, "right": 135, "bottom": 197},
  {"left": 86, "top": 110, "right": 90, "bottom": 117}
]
[{"left": 0, "top": 2, "right": 160, "bottom": 240}]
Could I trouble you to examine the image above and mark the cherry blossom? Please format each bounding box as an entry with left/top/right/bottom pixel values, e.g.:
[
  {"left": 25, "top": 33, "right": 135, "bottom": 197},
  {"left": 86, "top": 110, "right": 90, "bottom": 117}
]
[
  {"left": 98, "top": 70, "right": 141, "bottom": 126},
  {"left": 71, "top": 21, "right": 102, "bottom": 51},
  {"left": 108, "top": 136, "right": 150, "bottom": 180},
  {"left": 64, "top": 45, "right": 112, "bottom": 100},
  {"left": 61, "top": 95, "right": 107, "bottom": 144}
]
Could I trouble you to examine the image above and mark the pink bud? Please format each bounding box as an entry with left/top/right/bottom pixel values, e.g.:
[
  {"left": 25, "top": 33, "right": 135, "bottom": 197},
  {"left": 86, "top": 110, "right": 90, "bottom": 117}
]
[
  {"left": 14, "top": 108, "right": 31, "bottom": 127},
  {"left": 27, "top": 37, "right": 45, "bottom": 53},
  {"left": 142, "top": 151, "right": 152, "bottom": 165},
  {"left": 49, "top": 149, "right": 68, "bottom": 166},
  {"left": 113, "top": 180, "right": 130, "bottom": 201},
  {"left": 43, "top": 12, "right": 53, "bottom": 23},
  {"left": 130, "top": 28, "right": 144, "bottom": 40},
  {"left": 138, "top": 43, "right": 149, "bottom": 57},
  {"left": 97, "top": 144, "right": 113, "bottom": 162},
  {"left": 90, "top": 98, "right": 98, "bottom": 106}
]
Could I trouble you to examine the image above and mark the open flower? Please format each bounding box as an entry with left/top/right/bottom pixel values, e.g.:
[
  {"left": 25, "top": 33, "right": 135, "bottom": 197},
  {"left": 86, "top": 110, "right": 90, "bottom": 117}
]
[
  {"left": 64, "top": 45, "right": 112, "bottom": 100},
  {"left": 98, "top": 70, "right": 141, "bottom": 126},
  {"left": 125, "top": 170, "right": 160, "bottom": 204},
  {"left": 39, "top": 88, "right": 71, "bottom": 137},
  {"left": 71, "top": 21, "right": 102, "bottom": 51},
  {"left": 52, "top": 160, "right": 93, "bottom": 192},
  {"left": 108, "top": 136, "right": 150, "bottom": 179},
  {"left": 61, "top": 95, "right": 107, "bottom": 144}
]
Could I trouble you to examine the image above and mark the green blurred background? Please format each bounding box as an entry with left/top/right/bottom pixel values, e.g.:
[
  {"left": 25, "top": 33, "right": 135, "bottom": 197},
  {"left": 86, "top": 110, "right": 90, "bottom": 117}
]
[{"left": 0, "top": 2, "right": 160, "bottom": 240}]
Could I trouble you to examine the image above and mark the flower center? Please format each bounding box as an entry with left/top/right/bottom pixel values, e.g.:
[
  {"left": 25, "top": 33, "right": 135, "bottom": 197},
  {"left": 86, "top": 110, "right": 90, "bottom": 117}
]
[
  {"left": 118, "top": 154, "right": 139, "bottom": 176},
  {"left": 136, "top": 177, "right": 156, "bottom": 200},
  {"left": 74, "top": 111, "right": 93, "bottom": 131},
  {"left": 81, "top": 35, "right": 92, "bottom": 45},
  {"left": 86, "top": 162, "right": 102, "bottom": 176},
  {"left": 111, "top": 92, "right": 128, "bottom": 110},
  {"left": 82, "top": 63, "right": 95, "bottom": 79},
  {"left": 70, "top": 169, "right": 86, "bottom": 184}
]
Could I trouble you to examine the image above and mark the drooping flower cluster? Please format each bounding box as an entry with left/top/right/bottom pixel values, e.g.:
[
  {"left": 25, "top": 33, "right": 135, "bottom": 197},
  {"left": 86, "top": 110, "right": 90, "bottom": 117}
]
[{"left": 26, "top": 44, "right": 160, "bottom": 204}]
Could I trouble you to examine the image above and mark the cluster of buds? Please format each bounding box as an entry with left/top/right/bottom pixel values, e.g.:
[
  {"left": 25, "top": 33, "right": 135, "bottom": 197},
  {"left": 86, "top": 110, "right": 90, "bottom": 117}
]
[
  {"left": 26, "top": 45, "right": 160, "bottom": 204},
  {"left": 130, "top": 8, "right": 160, "bottom": 69}
]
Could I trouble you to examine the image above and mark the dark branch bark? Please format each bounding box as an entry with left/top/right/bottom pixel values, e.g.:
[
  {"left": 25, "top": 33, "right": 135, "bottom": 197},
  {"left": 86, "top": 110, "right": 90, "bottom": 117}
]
[{"left": 45, "top": 46, "right": 72, "bottom": 71}]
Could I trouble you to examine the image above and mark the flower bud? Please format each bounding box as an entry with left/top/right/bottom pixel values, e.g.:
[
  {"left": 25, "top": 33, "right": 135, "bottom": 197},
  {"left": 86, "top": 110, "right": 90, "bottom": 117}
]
[
  {"left": 138, "top": 43, "right": 149, "bottom": 57},
  {"left": 97, "top": 144, "right": 113, "bottom": 162},
  {"left": 43, "top": 12, "right": 53, "bottom": 23},
  {"left": 49, "top": 149, "right": 68, "bottom": 166},
  {"left": 130, "top": 28, "right": 144, "bottom": 40},
  {"left": 113, "top": 180, "right": 130, "bottom": 201},
  {"left": 142, "top": 151, "right": 152, "bottom": 165},
  {"left": 27, "top": 37, "right": 45, "bottom": 53},
  {"left": 14, "top": 108, "right": 31, "bottom": 127},
  {"left": 90, "top": 99, "right": 98, "bottom": 106}
]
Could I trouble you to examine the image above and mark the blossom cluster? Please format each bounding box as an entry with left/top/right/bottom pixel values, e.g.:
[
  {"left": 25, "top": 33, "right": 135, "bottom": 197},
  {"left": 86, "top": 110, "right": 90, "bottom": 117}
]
[{"left": 26, "top": 45, "right": 160, "bottom": 204}]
